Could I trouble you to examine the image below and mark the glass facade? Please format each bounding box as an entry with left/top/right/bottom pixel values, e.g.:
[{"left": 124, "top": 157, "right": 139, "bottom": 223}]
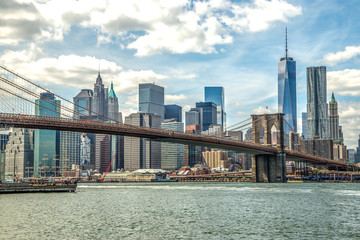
[
  {"left": 302, "top": 112, "right": 307, "bottom": 139},
  {"left": 306, "top": 66, "right": 328, "bottom": 139},
  {"left": 204, "top": 87, "right": 226, "bottom": 129},
  {"left": 278, "top": 57, "right": 297, "bottom": 134},
  {"left": 34, "top": 92, "right": 60, "bottom": 177},
  {"left": 185, "top": 108, "right": 202, "bottom": 127},
  {"left": 139, "top": 83, "right": 164, "bottom": 120},
  {"left": 0, "top": 133, "right": 9, "bottom": 151},
  {"left": 60, "top": 131, "right": 81, "bottom": 174},
  {"left": 73, "top": 89, "right": 93, "bottom": 119},
  {"left": 164, "top": 104, "right": 182, "bottom": 122},
  {"left": 124, "top": 113, "right": 161, "bottom": 171},
  {"left": 161, "top": 121, "right": 184, "bottom": 170},
  {"left": 195, "top": 102, "right": 217, "bottom": 131}
]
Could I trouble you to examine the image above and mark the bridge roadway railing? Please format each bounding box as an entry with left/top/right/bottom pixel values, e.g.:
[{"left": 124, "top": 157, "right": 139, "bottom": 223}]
[
  {"left": 285, "top": 149, "right": 348, "bottom": 167},
  {"left": 0, "top": 113, "right": 278, "bottom": 155}
]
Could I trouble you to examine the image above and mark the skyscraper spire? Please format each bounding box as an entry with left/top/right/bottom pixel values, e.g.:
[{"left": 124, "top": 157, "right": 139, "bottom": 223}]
[
  {"left": 108, "top": 80, "right": 117, "bottom": 99},
  {"left": 96, "top": 63, "right": 102, "bottom": 84},
  {"left": 331, "top": 92, "right": 336, "bottom": 104},
  {"left": 285, "top": 27, "right": 288, "bottom": 59}
]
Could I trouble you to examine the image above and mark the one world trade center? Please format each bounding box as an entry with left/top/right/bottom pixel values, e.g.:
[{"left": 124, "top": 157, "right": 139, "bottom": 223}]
[{"left": 278, "top": 28, "right": 297, "bottom": 134}]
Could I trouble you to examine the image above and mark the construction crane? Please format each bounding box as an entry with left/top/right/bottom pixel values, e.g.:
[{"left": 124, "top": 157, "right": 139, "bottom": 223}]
[{"left": 100, "top": 150, "right": 118, "bottom": 182}]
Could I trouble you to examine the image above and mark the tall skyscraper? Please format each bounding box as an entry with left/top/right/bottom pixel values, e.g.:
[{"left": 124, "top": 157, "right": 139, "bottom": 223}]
[
  {"left": 195, "top": 102, "right": 217, "bottom": 131},
  {"left": 302, "top": 112, "right": 307, "bottom": 138},
  {"left": 74, "top": 89, "right": 93, "bottom": 119},
  {"left": 80, "top": 133, "right": 92, "bottom": 166},
  {"left": 329, "top": 92, "right": 339, "bottom": 140},
  {"left": 95, "top": 134, "right": 111, "bottom": 173},
  {"left": 355, "top": 135, "right": 360, "bottom": 164},
  {"left": 306, "top": 66, "right": 329, "bottom": 139},
  {"left": 5, "top": 129, "right": 33, "bottom": 179},
  {"left": 74, "top": 90, "right": 95, "bottom": 170},
  {"left": 92, "top": 71, "right": 108, "bottom": 120},
  {"left": 185, "top": 108, "right": 202, "bottom": 132},
  {"left": 108, "top": 82, "right": 122, "bottom": 123},
  {"left": 205, "top": 87, "right": 226, "bottom": 129},
  {"left": 60, "top": 131, "right": 81, "bottom": 174},
  {"left": 34, "top": 92, "right": 60, "bottom": 177},
  {"left": 185, "top": 108, "right": 203, "bottom": 167},
  {"left": 139, "top": 83, "right": 164, "bottom": 120},
  {"left": 124, "top": 113, "right": 161, "bottom": 170},
  {"left": 161, "top": 119, "right": 184, "bottom": 170},
  {"left": 278, "top": 28, "right": 297, "bottom": 133},
  {"left": 107, "top": 82, "right": 123, "bottom": 171},
  {"left": 164, "top": 104, "right": 182, "bottom": 122}
]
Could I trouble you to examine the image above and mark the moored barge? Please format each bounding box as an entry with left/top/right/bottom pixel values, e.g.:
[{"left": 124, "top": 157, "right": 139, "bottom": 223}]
[{"left": 0, "top": 182, "right": 76, "bottom": 194}]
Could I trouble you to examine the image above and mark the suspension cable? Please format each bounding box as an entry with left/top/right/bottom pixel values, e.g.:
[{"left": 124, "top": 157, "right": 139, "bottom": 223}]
[{"left": 0, "top": 64, "right": 121, "bottom": 124}]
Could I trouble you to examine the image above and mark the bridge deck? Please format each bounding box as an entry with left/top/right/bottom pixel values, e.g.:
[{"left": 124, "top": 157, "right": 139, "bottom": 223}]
[
  {"left": 0, "top": 113, "right": 277, "bottom": 155},
  {"left": 0, "top": 113, "right": 349, "bottom": 167}
]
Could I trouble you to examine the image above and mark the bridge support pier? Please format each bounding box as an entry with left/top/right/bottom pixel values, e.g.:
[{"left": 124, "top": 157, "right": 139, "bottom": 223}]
[
  {"left": 252, "top": 153, "right": 286, "bottom": 183},
  {"left": 251, "top": 113, "right": 287, "bottom": 182}
]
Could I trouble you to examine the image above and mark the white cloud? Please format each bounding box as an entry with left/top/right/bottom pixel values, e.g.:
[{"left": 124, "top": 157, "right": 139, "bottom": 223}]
[
  {"left": 222, "top": 0, "right": 302, "bottom": 32},
  {"left": 0, "top": 45, "right": 168, "bottom": 96},
  {"left": 338, "top": 101, "right": 360, "bottom": 149},
  {"left": 165, "top": 94, "right": 187, "bottom": 103},
  {"left": 2, "top": 0, "right": 302, "bottom": 56},
  {"left": 252, "top": 106, "right": 276, "bottom": 114},
  {"left": 320, "top": 45, "right": 360, "bottom": 66},
  {"left": 328, "top": 69, "right": 360, "bottom": 96},
  {"left": 0, "top": 1, "right": 50, "bottom": 45},
  {"left": 172, "top": 73, "right": 199, "bottom": 79}
]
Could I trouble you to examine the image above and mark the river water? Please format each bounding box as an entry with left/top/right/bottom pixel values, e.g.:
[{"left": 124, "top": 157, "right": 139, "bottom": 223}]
[{"left": 1, "top": 182, "right": 359, "bottom": 239}]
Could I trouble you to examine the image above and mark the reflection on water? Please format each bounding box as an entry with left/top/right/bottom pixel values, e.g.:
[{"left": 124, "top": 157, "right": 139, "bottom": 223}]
[{"left": 1, "top": 182, "right": 360, "bottom": 239}]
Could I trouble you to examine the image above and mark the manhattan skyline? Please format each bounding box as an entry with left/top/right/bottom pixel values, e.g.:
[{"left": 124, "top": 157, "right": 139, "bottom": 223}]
[{"left": 0, "top": 0, "right": 359, "bottom": 148}]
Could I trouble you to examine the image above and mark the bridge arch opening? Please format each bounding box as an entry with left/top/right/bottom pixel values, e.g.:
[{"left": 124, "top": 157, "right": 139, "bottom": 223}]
[
  {"left": 271, "top": 124, "right": 278, "bottom": 146},
  {"left": 259, "top": 126, "right": 265, "bottom": 144}
]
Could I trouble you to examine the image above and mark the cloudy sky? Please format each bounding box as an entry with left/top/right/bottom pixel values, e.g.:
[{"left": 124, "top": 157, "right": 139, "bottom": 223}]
[{"left": 0, "top": 0, "right": 359, "bottom": 148}]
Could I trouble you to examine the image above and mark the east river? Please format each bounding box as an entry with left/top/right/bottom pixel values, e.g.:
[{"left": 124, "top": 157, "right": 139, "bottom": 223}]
[{"left": 1, "top": 182, "right": 359, "bottom": 239}]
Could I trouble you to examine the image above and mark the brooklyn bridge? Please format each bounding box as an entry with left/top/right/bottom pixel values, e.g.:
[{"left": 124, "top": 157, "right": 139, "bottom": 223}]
[{"left": 0, "top": 64, "right": 352, "bottom": 182}]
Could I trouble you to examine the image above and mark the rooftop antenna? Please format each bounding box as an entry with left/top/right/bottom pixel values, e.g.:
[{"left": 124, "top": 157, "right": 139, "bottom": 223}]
[
  {"left": 98, "top": 62, "right": 100, "bottom": 75},
  {"left": 285, "top": 27, "right": 288, "bottom": 59}
]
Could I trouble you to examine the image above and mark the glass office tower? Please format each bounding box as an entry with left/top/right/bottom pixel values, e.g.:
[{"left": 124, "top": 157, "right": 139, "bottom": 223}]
[
  {"left": 205, "top": 87, "right": 226, "bottom": 129},
  {"left": 278, "top": 29, "right": 297, "bottom": 134},
  {"left": 195, "top": 102, "right": 217, "bottom": 131},
  {"left": 34, "top": 92, "right": 60, "bottom": 177},
  {"left": 161, "top": 120, "right": 184, "bottom": 170},
  {"left": 139, "top": 83, "right": 164, "bottom": 120},
  {"left": 164, "top": 104, "right": 182, "bottom": 122},
  {"left": 73, "top": 89, "right": 93, "bottom": 119}
]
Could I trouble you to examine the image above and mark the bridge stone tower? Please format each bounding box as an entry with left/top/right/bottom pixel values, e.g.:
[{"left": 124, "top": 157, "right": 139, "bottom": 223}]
[{"left": 251, "top": 113, "right": 286, "bottom": 182}]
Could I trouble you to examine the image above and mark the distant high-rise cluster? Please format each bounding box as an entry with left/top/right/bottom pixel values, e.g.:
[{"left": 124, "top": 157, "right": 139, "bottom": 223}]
[
  {"left": 276, "top": 29, "right": 352, "bottom": 163},
  {"left": 4, "top": 27, "right": 358, "bottom": 180}
]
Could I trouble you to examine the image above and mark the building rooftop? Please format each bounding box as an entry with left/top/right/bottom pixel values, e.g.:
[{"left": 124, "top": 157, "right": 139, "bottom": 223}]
[
  {"left": 330, "top": 92, "right": 336, "bottom": 104},
  {"left": 108, "top": 82, "right": 117, "bottom": 99}
]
